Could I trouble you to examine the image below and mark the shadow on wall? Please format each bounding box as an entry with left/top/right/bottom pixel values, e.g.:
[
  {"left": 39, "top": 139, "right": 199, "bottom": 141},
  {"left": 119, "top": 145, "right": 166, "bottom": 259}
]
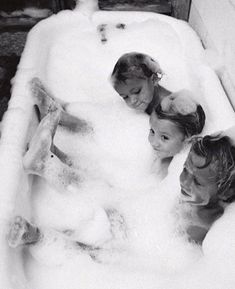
[{"left": 0, "top": 56, "right": 20, "bottom": 121}]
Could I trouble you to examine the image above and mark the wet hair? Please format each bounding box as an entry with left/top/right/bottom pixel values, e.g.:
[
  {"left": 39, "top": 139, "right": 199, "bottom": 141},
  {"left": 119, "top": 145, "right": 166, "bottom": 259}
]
[
  {"left": 111, "top": 52, "right": 162, "bottom": 87},
  {"left": 191, "top": 135, "right": 235, "bottom": 202},
  {"left": 154, "top": 103, "right": 206, "bottom": 138}
]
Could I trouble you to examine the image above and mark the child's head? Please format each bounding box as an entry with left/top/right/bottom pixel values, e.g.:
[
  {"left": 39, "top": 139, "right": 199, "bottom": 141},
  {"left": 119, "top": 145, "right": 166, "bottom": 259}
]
[
  {"left": 111, "top": 52, "right": 163, "bottom": 111},
  {"left": 180, "top": 135, "right": 235, "bottom": 205},
  {"left": 148, "top": 90, "right": 206, "bottom": 159}
]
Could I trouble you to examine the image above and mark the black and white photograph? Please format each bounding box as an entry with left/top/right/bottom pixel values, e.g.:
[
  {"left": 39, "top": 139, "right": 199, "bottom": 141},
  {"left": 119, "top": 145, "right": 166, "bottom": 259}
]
[{"left": 0, "top": 1, "right": 235, "bottom": 288}]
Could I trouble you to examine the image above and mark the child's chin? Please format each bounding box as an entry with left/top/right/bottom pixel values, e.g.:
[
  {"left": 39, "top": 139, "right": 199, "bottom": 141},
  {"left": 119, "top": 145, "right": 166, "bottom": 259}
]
[
  {"left": 155, "top": 152, "right": 167, "bottom": 159},
  {"left": 132, "top": 105, "right": 146, "bottom": 112},
  {"left": 129, "top": 103, "right": 148, "bottom": 111},
  {"left": 155, "top": 151, "right": 172, "bottom": 159}
]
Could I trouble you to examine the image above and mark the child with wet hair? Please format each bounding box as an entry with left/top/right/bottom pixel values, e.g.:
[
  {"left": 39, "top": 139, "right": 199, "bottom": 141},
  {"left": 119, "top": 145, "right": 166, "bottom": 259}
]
[
  {"left": 178, "top": 133, "right": 235, "bottom": 244},
  {"left": 148, "top": 89, "right": 206, "bottom": 178},
  {"left": 111, "top": 52, "right": 171, "bottom": 114}
]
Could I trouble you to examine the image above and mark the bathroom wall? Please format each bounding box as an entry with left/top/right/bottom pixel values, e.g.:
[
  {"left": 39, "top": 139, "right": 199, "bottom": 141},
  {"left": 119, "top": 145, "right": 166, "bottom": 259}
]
[{"left": 189, "top": 0, "right": 235, "bottom": 109}]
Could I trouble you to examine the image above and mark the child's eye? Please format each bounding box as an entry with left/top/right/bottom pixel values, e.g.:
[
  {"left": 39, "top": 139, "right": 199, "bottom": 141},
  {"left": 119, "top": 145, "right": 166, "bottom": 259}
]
[
  {"left": 150, "top": 128, "right": 155, "bottom": 134},
  {"left": 181, "top": 167, "right": 189, "bottom": 179},
  {"left": 194, "top": 178, "right": 202, "bottom": 186},
  {"left": 161, "top": 135, "right": 169, "bottom": 141},
  {"left": 131, "top": 88, "right": 141, "bottom": 94},
  {"left": 182, "top": 167, "right": 187, "bottom": 176},
  {"left": 122, "top": 95, "right": 128, "bottom": 100}
]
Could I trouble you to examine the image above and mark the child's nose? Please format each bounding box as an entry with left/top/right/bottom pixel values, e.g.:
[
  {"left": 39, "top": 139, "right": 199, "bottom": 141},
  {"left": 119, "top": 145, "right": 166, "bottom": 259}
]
[
  {"left": 152, "top": 135, "right": 161, "bottom": 148},
  {"left": 129, "top": 95, "right": 138, "bottom": 104},
  {"left": 180, "top": 171, "right": 192, "bottom": 189}
]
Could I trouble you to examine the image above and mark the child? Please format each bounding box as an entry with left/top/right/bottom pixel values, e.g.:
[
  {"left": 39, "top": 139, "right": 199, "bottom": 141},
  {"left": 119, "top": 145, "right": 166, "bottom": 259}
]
[
  {"left": 178, "top": 133, "right": 235, "bottom": 244},
  {"left": 111, "top": 52, "right": 171, "bottom": 114},
  {"left": 148, "top": 90, "right": 206, "bottom": 178}
]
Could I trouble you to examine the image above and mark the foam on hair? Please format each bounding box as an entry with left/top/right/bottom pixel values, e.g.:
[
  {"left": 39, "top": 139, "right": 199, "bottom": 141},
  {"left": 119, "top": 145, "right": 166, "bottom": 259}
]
[{"left": 154, "top": 90, "right": 206, "bottom": 138}]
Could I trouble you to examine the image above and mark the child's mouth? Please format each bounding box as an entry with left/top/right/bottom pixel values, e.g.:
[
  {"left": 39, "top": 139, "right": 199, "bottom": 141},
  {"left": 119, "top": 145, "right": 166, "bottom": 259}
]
[
  {"left": 154, "top": 148, "right": 163, "bottom": 155},
  {"left": 135, "top": 102, "right": 146, "bottom": 109},
  {"left": 154, "top": 147, "right": 160, "bottom": 151}
]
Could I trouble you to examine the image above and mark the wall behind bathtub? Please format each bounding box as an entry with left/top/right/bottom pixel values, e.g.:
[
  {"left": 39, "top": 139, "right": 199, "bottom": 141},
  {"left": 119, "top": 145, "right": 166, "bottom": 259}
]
[{"left": 189, "top": 0, "right": 235, "bottom": 110}]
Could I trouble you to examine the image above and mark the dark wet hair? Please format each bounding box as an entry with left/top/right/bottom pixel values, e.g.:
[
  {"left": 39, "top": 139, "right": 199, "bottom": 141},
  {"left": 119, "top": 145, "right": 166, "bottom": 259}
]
[
  {"left": 191, "top": 135, "right": 235, "bottom": 202},
  {"left": 154, "top": 103, "right": 206, "bottom": 138},
  {"left": 111, "top": 52, "right": 162, "bottom": 87}
]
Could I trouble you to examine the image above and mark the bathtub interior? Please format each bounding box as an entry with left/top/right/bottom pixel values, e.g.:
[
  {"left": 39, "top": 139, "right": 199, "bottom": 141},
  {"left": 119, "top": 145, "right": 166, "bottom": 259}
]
[{"left": 1, "top": 5, "right": 235, "bottom": 289}]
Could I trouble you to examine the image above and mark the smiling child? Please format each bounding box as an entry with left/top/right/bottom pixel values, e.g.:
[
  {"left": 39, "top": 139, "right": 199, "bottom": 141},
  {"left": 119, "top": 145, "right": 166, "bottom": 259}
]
[
  {"left": 111, "top": 52, "right": 171, "bottom": 114},
  {"left": 178, "top": 134, "right": 235, "bottom": 244},
  {"left": 148, "top": 90, "right": 206, "bottom": 178}
]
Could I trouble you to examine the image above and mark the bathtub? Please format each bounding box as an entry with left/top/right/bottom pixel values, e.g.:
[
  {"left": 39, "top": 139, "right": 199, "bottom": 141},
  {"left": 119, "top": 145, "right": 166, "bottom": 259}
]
[{"left": 1, "top": 2, "right": 235, "bottom": 289}]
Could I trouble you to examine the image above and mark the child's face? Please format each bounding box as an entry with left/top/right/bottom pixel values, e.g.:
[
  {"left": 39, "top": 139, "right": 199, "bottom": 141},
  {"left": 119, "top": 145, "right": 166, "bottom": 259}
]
[
  {"left": 180, "top": 151, "right": 218, "bottom": 205},
  {"left": 148, "top": 112, "right": 185, "bottom": 159},
  {"left": 114, "top": 77, "right": 155, "bottom": 111}
]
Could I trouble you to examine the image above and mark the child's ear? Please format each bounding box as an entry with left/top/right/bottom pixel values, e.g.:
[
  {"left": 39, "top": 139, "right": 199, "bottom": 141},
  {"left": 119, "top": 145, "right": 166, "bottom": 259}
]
[
  {"left": 151, "top": 74, "right": 159, "bottom": 85},
  {"left": 219, "top": 187, "right": 235, "bottom": 202},
  {"left": 180, "top": 138, "right": 189, "bottom": 151},
  {"left": 184, "top": 136, "right": 193, "bottom": 145}
]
